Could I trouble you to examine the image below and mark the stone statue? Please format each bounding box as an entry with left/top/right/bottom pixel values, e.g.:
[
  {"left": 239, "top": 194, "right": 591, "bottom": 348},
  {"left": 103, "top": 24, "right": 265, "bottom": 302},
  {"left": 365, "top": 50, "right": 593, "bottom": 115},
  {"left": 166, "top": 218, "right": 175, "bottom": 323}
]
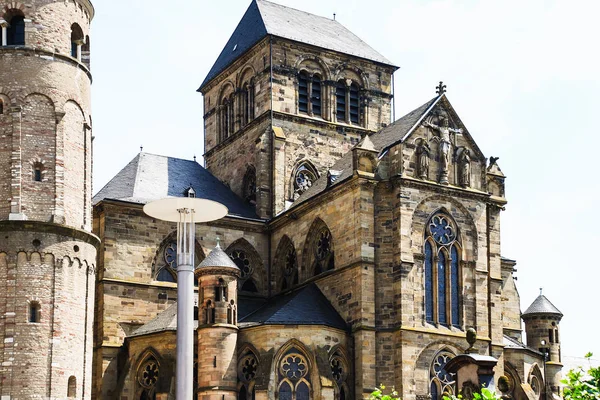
[
  {"left": 458, "top": 149, "right": 471, "bottom": 188},
  {"left": 423, "top": 116, "right": 462, "bottom": 185},
  {"left": 416, "top": 141, "right": 430, "bottom": 180}
]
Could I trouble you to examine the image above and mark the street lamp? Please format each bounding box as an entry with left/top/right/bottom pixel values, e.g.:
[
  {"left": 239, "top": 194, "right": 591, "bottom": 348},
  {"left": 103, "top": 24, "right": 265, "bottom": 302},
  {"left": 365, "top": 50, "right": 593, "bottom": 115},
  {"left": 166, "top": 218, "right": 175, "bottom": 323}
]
[
  {"left": 540, "top": 339, "right": 549, "bottom": 400},
  {"left": 144, "top": 196, "right": 228, "bottom": 400}
]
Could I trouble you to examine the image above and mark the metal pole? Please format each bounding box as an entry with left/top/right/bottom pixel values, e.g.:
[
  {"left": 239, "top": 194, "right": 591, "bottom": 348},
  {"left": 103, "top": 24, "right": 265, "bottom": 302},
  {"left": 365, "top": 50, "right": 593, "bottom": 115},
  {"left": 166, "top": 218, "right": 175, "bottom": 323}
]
[{"left": 176, "top": 207, "right": 195, "bottom": 400}]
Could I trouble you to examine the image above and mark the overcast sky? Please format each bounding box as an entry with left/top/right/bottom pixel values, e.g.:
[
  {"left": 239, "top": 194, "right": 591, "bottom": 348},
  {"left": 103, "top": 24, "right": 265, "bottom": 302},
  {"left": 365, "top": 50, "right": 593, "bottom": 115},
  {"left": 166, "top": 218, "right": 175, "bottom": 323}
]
[{"left": 91, "top": 0, "right": 600, "bottom": 360}]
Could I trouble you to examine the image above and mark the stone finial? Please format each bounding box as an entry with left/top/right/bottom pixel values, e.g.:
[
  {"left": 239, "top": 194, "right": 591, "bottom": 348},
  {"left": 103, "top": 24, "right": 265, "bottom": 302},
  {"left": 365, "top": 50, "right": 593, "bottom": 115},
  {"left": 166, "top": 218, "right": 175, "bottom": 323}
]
[
  {"left": 436, "top": 81, "right": 447, "bottom": 95},
  {"left": 466, "top": 328, "right": 477, "bottom": 353}
]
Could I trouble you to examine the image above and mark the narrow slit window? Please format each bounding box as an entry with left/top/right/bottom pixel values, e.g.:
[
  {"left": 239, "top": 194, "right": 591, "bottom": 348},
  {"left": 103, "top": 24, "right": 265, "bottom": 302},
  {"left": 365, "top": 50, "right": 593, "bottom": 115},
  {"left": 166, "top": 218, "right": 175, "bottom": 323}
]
[{"left": 29, "top": 302, "right": 40, "bottom": 323}]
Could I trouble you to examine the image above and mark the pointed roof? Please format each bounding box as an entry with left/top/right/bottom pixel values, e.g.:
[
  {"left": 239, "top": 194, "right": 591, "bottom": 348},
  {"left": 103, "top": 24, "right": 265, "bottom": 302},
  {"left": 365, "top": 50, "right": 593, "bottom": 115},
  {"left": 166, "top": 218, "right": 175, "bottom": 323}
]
[
  {"left": 239, "top": 283, "right": 347, "bottom": 330},
  {"left": 522, "top": 294, "right": 563, "bottom": 318},
  {"left": 199, "top": 0, "right": 396, "bottom": 91},
  {"left": 356, "top": 135, "right": 377, "bottom": 152},
  {"left": 93, "top": 152, "right": 260, "bottom": 220},
  {"left": 197, "top": 243, "right": 240, "bottom": 272}
]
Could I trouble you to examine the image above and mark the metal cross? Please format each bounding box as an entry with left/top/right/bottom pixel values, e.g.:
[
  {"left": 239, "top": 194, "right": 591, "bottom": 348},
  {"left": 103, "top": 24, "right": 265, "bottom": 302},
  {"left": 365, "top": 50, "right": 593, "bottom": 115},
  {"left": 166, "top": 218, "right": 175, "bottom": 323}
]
[{"left": 436, "top": 81, "right": 447, "bottom": 95}]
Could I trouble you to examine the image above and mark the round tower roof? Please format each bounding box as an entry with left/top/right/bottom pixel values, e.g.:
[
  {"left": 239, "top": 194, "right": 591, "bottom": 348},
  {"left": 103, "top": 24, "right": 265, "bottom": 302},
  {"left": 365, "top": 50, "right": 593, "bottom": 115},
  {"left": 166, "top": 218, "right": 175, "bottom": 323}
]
[
  {"left": 196, "top": 243, "right": 239, "bottom": 275},
  {"left": 522, "top": 294, "right": 563, "bottom": 319}
]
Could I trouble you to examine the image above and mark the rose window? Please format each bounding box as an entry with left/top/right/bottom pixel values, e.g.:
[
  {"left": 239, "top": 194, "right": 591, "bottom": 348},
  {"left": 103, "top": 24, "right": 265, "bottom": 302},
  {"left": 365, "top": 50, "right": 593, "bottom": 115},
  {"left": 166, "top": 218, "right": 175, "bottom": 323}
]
[
  {"left": 316, "top": 229, "right": 331, "bottom": 260},
  {"left": 280, "top": 353, "right": 308, "bottom": 381},
  {"left": 138, "top": 360, "right": 159, "bottom": 388},
  {"left": 238, "top": 355, "right": 258, "bottom": 382},
  {"left": 428, "top": 215, "right": 456, "bottom": 245},
  {"left": 164, "top": 242, "right": 177, "bottom": 268},
  {"left": 230, "top": 250, "right": 253, "bottom": 279}
]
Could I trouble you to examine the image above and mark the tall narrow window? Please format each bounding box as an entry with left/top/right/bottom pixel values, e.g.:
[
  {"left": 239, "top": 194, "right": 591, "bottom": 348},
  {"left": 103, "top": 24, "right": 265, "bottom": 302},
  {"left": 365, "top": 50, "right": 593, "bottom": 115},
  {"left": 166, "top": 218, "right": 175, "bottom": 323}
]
[
  {"left": 29, "top": 301, "right": 40, "bottom": 323},
  {"left": 71, "top": 24, "right": 84, "bottom": 59},
  {"left": 336, "top": 81, "right": 346, "bottom": 122},
  {"left": 67, "top": 376, "right": 76, "bottom": 397},
  {"left": 311, "top": 75, "right": 322, "bottom": 117},
  {"left": 424, "top": 212, "right": 461, "bottom": 327},
  {"left": 238, "top": 352, "right": 259, "bottom": 400},
  {"left": 349, "top": 83, "right": 359, "bottom": 124},
  {"left": 278, "top": 349, "right": 311, "bottom": 400},
  {"left": 298, "top": 72, "right": 309, "bottom": 114},
  {"left": 33, "top": 163, "right": 43, "bottom": 182},
  {"left": 7, "top": 15, "right": 25, "bottom": 46},
  {"left": 0, "top": 99, "right": 4, "bottom": 114}
]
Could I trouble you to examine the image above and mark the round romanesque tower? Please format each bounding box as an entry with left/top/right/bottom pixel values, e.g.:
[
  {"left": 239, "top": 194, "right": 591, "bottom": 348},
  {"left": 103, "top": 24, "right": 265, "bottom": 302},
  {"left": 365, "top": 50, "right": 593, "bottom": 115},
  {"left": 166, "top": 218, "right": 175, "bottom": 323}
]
[
  {"left": 0, "top": 0, "right": 97, "bottom": 399},
  {"left": 522, "top": 293, "right": 564, "bottom": 398},
  {"left": 196, "top": 243, "right": 241, "bottom": 400}
]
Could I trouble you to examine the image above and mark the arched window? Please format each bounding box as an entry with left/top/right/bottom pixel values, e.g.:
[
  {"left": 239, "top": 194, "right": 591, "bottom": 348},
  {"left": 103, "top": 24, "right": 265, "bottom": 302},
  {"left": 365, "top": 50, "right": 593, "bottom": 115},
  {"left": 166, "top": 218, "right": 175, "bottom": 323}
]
[
  {"left": 7, "top": 14, "right": 25, "bottom": 46},
  {"left": 229, "top": 248, "right": 258, "bottom": 293},
  {"left": 330, "top": 349, "right": 349, "bottom": 400},
  {"left": 291, "top": 161, "right": 318, "bottom": 201},
  {"left": 29, "top": 301, "right": 40, "bottom": 323},
  {"left": 138, "top": 356, "right": 159, "bottom": 400},
  {"left": 67, "top": 376, "right": 76, "bottom": 398},
  {"left": 278, "top": 348, "right": 311, "bottom": 400},
  {"left": 311, "top": 75, "right": 322, "bottom": 117},
  {"left": 430, "top": 351, "right": 456, "bottom": 400},
  {"left": 424, "top": 212, "right": 461, "bottom": 327},
  {"left": 0, "top": 99, "right": 4, "bottom": 114},
  {"left": 32, "top": 162, "right": 43, "bottom": 182},
  {"left": 275, "top": 236, "right": 297, "bottom": 291},
  {"left": 153, "top": 236, "right": 204, "bottom": 284},
  {"left": 71, "top": 23, "right": 84, "bottom": 59},
  {"left": 335, "top": 81, "right": 346, "bottom": 122},
  {"left": 298, "top": 72, "right": 309, "bottom": 114},
  {"left": 238, "top": 351, "right": 258, "bottom": 400},
  {"left": 313, "top": 226, "right": 334, "bottom": 276}
]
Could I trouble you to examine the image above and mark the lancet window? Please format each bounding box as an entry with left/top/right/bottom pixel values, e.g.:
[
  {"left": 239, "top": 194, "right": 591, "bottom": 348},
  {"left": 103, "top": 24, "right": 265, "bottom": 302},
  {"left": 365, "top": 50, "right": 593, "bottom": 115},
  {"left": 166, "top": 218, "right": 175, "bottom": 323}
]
[
  {"left": 138, "top": 356, "right": 159, "bottom": 400},
  {"left": 424, "top": 212, "right": 461, "bottom": 327},
  {"left": 238, "top": 351, "right": 258, "bottom": 400},
  {"left": 278, "top": 348, "right": 311, "bottom": 400},
  {"left": 330, "top": 349, "right": 349, "bottom": 400}
]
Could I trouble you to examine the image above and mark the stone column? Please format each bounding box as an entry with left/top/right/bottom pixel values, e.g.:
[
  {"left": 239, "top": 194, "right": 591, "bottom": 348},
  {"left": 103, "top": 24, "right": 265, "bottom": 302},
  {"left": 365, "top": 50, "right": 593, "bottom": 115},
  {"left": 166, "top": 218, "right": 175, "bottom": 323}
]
[
  {"left": 0, "top": 19, "right": 7, "bottom": 46},
  {"left": 9, "top": 106, "right": 23, "bottom": 219}
]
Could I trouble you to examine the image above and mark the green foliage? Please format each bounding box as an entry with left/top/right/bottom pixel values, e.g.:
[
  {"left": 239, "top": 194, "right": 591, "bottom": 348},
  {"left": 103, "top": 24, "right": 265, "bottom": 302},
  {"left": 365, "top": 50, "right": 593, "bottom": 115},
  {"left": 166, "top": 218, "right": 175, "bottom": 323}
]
[
  {"left": 562, "top": 353, "right": 600, "bottom": 400},
  {"left": 369, "top": 385, "right": 401, "bottom": 400},
  {"left": 442, "top": 387, "right": 501, "bottom": 400}
]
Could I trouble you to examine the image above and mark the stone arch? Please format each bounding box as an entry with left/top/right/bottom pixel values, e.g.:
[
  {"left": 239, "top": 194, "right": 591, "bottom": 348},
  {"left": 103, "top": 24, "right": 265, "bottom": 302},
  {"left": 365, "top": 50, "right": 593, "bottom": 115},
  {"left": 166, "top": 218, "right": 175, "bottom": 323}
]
[
  {"left": 135, "top": 348, "right": 163, "bottom": 399},
  {"left": 237, "top": 65, "right": 256, "bottom": 88},
  {"left": 217, "top": 81, "right": 235, "bottom": 103},
  {"left": 152, "top": 232, "right": 205, "bottom": 283},
  {"left": 414, "top": 342, "right": 462, "bottom": 397},
  {"left": 273, "top": 235, "right": 298, "bottom": 291},
  {"left": 2, "top": 3, "right": 26, "bottom": 18},
  {"left": 301, "top": 217, "right": 335, "bottom": 280},
  {"left": 502, "top": 362, "right": 521, "bottom": 399},
  {"left": 288, "top": 159, "right": 319, "bottom": 201},
  {"left": 357, "top": 152, "right": 377, "bottom": 174},
  {"left": 295, "top": 55, "right": 331, "bottom": 81},
  {"left": 329, "top": 344, "right": 351, "bottom": 399},
  {"left": 63, "top": 99, "right": 89, "bottom": 124},
  {"left": 225, "top": 238, "right": 265, "bottom": 295},
  {"left": 0, "top": 93, "right": 11, "bottom": 115},
  {"left": 411, "top": 196, "right": 479, "bottom": 260},
  {"left": 527, "top": 363, "right": 544, "bottom": 398},
  {"left": 273, "top": 339, "right": 318, "bottom": 400},
  {"left": 333, "top": 66, "right": 368, "bottom": 89},
  {"left": 238, "top": 343, "right": 260, "bottom": 397}
]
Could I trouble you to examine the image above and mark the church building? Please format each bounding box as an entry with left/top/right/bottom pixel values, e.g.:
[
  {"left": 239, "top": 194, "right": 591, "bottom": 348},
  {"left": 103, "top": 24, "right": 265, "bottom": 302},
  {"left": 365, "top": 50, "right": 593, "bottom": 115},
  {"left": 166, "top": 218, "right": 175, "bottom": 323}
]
[{"left": 0, "top": 0, "right": 563, "bottom": 399}]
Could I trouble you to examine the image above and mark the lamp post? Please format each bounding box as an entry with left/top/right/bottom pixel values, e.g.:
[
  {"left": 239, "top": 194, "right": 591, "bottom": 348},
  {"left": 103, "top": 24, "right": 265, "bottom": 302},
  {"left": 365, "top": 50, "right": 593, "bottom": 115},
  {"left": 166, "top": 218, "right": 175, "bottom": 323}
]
[
  {"left": 144, "top": 196, "right": 228, "bottom": 400},
  {"left": 540, "top": 339, "right": 549, "bottom": 400}
]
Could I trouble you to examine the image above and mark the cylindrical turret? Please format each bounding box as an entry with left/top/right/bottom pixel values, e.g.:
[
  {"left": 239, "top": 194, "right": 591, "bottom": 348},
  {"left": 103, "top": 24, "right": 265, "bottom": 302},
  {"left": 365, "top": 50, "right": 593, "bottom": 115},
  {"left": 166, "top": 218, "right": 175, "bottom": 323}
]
[
  {"left": 0, "top": 1, "right": 97, "bottom": 399},
  {"left": 196, "top": 243, "right": 240, "bottom": 400},
  {"left": 522, "top": 292, "right": 563, "bottom": 398}
]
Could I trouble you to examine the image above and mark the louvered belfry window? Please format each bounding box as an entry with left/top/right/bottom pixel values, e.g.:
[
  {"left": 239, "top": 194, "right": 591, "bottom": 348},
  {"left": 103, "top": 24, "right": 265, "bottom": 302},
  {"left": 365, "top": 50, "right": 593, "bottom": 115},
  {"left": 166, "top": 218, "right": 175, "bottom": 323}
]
[
  {"left": 349, "top": 83, "right": 359, "bottom": 124},
  {"left": 336, "top": 81, "right": 346, "bottom": 122},
  {"left": 311, "top": 75, "right": 321, "bottom": 117},
  {"left": 298, "top": 72, "right": 309, "bottom": 114}
]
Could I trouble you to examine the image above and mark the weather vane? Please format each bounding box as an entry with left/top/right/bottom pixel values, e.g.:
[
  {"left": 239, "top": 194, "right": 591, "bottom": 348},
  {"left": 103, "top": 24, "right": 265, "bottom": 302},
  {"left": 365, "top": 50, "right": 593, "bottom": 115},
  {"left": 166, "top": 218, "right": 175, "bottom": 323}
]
[{"left": 436, "top": 81, "right": 447, "bottom": 95}]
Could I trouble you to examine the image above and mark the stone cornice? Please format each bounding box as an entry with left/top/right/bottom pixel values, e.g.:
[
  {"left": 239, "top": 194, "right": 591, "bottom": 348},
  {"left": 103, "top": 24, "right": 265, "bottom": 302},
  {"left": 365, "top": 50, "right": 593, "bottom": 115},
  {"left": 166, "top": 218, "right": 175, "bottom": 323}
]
[
  {"left": 0, "top": 46, "right": 92, "bottom": 82},
  {"left": 0, "top": 220, "right": 100, "bottom": 248}
]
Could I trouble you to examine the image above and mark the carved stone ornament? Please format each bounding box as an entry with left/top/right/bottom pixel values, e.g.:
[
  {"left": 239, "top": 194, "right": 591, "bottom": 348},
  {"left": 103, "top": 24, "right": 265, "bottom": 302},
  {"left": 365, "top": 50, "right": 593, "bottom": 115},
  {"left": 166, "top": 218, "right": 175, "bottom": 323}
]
[
  {"left": 423, "top": 115, "right": 462, "bottom": 185},
  {"left": 416, "top": 140, "right": 431, "bottom": 180}
]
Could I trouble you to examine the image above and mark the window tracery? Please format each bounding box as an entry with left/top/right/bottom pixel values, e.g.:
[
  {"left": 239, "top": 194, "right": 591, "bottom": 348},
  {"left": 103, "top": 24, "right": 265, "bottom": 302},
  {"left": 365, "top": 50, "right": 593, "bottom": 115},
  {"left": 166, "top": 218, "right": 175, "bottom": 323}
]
[
  {"left": 292, "top": 162, "right": 318, "bottom": 200},
  {"left": 429, "top": 351, "right": 456, "bottom": 400},
  {"left": 238, "top": 351, "right": 258, "bottom": 400},
  {"left": 138, "top": 358, "right": 159, "bottom": 389},
  {"left": 329, "top": 349, "right": 349, "bottom": 400},
  {"left": 243, "top": 166, "right": 257, "bottom": 206},
  {"left": 313, "top": 227, "right": 334, "bottom": 276},
  {"left": 153, "top": 236, "right": 203, "bottom": 284},
  {"left": 278, "top": 348, "right": 311, "bottom": 400},
  {"left": 424, "top": 212, "right": 461, "bottom": 326}
]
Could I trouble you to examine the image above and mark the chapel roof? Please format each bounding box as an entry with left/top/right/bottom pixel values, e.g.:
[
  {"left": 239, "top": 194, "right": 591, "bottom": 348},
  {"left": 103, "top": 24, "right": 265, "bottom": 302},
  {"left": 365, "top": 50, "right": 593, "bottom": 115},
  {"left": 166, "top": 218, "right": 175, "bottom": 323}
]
[
  {"left": 93, "top": 152, "right": 260, "bottom": 220},
  {"left": 239, "top": 283, "right": 347, "bottom": 331},
  {"left": 198, "top": 0, "right": 396, "bottom": 91},
  {"left": 522, "top": 294, "right": 563, "bottom": 318}
]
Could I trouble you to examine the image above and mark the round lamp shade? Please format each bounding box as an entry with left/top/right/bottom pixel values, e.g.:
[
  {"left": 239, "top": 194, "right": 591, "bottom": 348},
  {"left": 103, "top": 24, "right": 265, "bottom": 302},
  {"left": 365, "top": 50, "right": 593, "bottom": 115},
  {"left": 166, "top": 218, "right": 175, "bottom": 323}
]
[{"left": 143, "top": 198, "right": 228, "bottom": 223}]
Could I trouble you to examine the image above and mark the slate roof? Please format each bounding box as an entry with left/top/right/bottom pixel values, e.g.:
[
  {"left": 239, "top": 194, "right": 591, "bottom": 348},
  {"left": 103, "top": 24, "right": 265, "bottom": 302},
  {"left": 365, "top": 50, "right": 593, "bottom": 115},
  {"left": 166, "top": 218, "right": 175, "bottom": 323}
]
[
  {"left": 239, "top": 283, "right": 347, "bottom": 331},
  {"left": 199, "top": 0, "right": 396, "bottom": 91},
  {"left": 293, "top": 96, "right": 439, "bottom": 207},
  {"left": 197, "top": 243, "right": 240, "bottom": 271},
  {"left": 503, "top": 335, "right": 528, "bottom": 350},
  {"left": 129, "top": 303, "right": 182, "bottom": 337},
  {"left": 522, "top": 294, "right": 563, "bottom": 317},
  {"left": 93, "top": 152, "right": 260, "bottom": 220}
]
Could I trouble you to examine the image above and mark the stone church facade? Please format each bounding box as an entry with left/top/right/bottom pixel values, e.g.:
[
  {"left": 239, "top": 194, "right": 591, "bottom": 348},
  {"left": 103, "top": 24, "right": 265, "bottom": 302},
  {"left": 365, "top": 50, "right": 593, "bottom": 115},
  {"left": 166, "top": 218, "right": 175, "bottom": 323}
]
[{"left": 0, "top": 1, "right": 564, "bottom": 400}]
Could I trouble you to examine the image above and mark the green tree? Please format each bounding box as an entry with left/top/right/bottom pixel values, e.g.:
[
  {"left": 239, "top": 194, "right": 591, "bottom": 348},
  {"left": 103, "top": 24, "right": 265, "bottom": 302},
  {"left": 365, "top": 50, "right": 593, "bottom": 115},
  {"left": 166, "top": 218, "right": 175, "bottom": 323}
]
[
  {"left": 442, "top": 387, "right": 500, "bottom": 400},
  {"left": 562, "top": 353, "right": 600, "bottom": 400},
  {"left": 369, "top": 385, "right": 401, "bottom": 400}
]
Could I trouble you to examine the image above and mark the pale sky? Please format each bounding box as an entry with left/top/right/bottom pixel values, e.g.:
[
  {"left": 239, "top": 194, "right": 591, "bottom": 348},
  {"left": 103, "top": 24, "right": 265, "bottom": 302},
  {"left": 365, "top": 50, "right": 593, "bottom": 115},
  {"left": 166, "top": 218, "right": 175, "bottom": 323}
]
[{"left": 91, "top": 0, "right": 600, "bottom": 360}]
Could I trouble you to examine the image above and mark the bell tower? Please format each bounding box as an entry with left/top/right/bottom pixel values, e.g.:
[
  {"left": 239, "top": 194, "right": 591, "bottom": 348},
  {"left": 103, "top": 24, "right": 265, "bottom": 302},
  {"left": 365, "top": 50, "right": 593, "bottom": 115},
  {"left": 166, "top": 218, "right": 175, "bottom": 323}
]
[{"left": 0, "top": 0, "right": 97, "bottom": 399}]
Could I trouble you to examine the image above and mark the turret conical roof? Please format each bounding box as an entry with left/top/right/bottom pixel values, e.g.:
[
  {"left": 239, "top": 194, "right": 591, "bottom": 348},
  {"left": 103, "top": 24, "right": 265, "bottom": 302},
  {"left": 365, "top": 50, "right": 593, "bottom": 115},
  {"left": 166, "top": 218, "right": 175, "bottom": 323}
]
[
  {"left": 197, "top": 243, "right": 239, "bottom": 272},
  {"left": 522, "top": 294, "right": 563, "bottom": 318}
]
